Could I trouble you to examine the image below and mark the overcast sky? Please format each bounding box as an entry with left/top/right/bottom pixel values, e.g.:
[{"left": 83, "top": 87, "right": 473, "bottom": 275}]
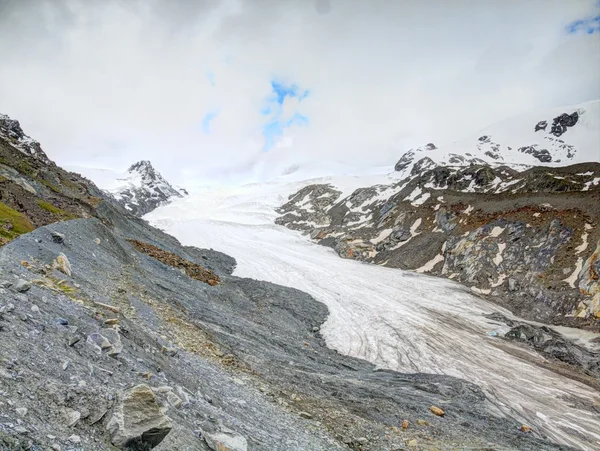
[{"left": 0, "top": 0, "right": 599, "bottom": 184}]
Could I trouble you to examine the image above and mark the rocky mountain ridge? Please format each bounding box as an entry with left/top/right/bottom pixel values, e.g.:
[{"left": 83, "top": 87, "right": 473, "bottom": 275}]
[
  {"left": 0, "top": 114, "right": 51, "bottom": 164},
  {"left": 0, "top": 114, "right": 109, "bottom": 246},
  {"left": 276, "top": 103, "right": 600, "bottom": 329}
]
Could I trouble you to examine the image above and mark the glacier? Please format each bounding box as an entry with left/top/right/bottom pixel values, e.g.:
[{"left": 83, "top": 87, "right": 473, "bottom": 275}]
[{"left": 147, "top": 176, "right": 600, "bottom": 450}]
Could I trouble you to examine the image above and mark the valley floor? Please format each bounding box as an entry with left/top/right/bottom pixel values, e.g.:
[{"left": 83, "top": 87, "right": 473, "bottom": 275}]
[{"left": 147, "top": 179, "right": 600, "bottom": 450}]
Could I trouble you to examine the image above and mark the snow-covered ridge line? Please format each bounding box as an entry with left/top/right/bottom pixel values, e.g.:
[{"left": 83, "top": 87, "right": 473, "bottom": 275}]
[{"left": 394, "top": 99, "right": 600, "bottom": 180}]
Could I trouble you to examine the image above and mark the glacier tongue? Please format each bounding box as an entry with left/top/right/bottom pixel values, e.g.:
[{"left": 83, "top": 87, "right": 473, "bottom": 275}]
[{"left": 146, "top": 179, "right": 600, "bottom": 450}]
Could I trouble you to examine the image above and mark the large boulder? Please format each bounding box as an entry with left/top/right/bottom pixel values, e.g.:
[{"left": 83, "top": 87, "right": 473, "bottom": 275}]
[{"left": 106, "top": 384, "right": 172, "bottom": 449}]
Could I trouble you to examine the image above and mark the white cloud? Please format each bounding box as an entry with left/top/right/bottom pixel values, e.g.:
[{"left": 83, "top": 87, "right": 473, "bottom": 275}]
[{"left": 0, "top": 0, "right": 598, "bottom": 185}]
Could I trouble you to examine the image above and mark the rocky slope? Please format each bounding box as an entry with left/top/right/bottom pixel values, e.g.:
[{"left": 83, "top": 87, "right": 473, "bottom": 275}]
[
  {"left": 107, "top": 160, "right": 185, "bottom": 217},
  {"left": 276, "top": 102, "right": 600, "bottom": 330},
  {"left": 0, "top": 116, "right": 569, "bottom": 449},
  {"left": 0, "top": 114, "right": 107, "bottom": 246}
]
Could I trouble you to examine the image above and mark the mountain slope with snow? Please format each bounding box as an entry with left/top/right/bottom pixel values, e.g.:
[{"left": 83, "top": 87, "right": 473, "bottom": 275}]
[
  {"left": 108, "top": 160, "right": 184, "bottom": 216},
  {"left": 66, "top": 161, "right": 186, "bottom": 216},
  {"left": 395, "top": 100, "right": 600, "bottom": 178},
  {"left": 0, "top": 114, "right": 51, "bottom": 164}
]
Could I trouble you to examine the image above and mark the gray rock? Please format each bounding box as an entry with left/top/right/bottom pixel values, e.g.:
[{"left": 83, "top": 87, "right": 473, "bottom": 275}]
[
  {"left": 14, "top": 279, "right": 31, "bottom": 293},
  {"left": 202, "top": 428, "right": 248, "bottom": 451},
  {"left": 167, "top": 391, "right": 183, "bottom": 409},
  {"left": 100, "top": 327, "right": 123, "bottom": 356},
  {"left": 106, "top": 384, "right": 172, "bottom": 449},
  {"left": 63, "top": 408, "right": 81, "bottom": 427},
  {"left": 87, "top": 333, "right": 112, "bottom": 351}
]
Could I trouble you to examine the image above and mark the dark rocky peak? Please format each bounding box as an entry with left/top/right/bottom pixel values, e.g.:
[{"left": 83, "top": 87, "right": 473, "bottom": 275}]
[
  {"left": 410, "top": 156, "right": 436, "bottom": 176},
  {"left": 0, "top": 113, "right": 50, "bottom": 163},
  {"left": 535, "top": 111, "right": 579, "bottom": 137},
  {"left": 550, "top": 112, "right": 579, "bottom": 137},
  {"left": 394, "top": 150, "right": 415, "bottom": 172},
  {"left": 128, "top": 160, "right": 156, "bottom": 176},
  {"left": 394, "top": 143, "right": 438, "bottom": 173}
]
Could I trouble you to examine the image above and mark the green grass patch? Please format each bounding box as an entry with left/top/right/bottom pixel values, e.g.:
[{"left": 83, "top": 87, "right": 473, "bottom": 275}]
[
  {"left": 40, "top": 178, "right": 60, "bottom": 193},
  {"left": 0, "top": 201, "right": 35, "bottom": 240},
  {"left": 37, "top": 200, "right": 78, "bottom": 220},
  {"left": 17, "top": 160, "right": 36, "bottom": 177}
]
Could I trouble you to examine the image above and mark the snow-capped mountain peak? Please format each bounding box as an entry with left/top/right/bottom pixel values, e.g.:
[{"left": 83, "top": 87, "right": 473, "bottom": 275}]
[{"left": 110, "top": 160, "right": 184, "bottom": 216}]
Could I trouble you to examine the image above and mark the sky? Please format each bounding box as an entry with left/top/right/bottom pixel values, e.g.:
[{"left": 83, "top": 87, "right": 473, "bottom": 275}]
[{"left": 0, "top": 0, "right": 599, "bottom": 185}]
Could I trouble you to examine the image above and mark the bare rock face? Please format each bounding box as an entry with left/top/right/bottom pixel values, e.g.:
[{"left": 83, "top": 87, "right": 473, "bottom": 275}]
[{"left": 106, "top": 384, "right": 172, "bottom": 449}]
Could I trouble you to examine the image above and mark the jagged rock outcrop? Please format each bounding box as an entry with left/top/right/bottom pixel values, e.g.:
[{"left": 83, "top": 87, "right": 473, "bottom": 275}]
[
  {"left": 106, "top": 384, "right": 172, "bottom": 449},
  {"left": 486, "top": 313, "right": 600, "bottom": 383},
  {"left": 110, "top": 160, "right": 184, "bottom": 216},
  {"left": 0, "top": 114, "right": 50, "bottom": 163},
  {"left": 549, "top": 112, "right": 579, "bottom": 137}
]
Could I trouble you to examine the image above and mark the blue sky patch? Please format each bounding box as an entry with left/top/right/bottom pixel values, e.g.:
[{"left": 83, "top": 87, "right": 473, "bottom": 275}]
[
  {"left": 287, "top": 113, "right": 309, "bottom": 127},
  {"left": 201, "top": 110, "right": 219, "bottom": 134},
  {"left": 567, "top": 1, "right": 600, "bottom": 35},
  {"left": 206, "top": 71, "right": 216, "bottom": 86},
  {"left": 261, "top": 80, "right": 310, "bottom": 150},
  {"left": 567, "top": 15, "right": 600, "bottom": 34}
]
